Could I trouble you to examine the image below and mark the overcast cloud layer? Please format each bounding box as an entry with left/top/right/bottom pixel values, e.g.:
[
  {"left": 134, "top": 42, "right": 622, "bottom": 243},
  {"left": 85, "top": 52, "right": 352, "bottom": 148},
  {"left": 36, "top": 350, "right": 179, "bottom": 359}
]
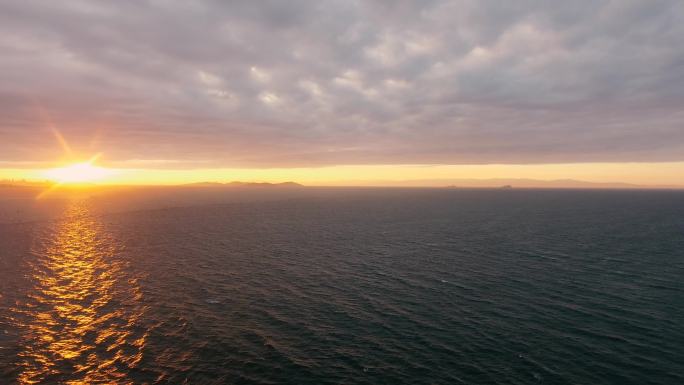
[{"left": 1, "top": 0, "right": 683, "bottom": 167}]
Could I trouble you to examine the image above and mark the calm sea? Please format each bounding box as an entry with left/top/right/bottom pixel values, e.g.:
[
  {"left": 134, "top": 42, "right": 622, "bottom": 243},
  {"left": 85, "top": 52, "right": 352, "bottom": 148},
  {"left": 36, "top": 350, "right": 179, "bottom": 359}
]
[{"left": 0, "top": 188, "right": 682, "bottom": 384}]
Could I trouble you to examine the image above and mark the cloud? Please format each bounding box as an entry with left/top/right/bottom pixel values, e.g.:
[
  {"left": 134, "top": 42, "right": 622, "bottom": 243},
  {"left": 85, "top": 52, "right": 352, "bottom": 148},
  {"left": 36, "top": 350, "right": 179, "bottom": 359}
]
[{"left": 0, "top": 0, "right": 683, "bottom": 167}]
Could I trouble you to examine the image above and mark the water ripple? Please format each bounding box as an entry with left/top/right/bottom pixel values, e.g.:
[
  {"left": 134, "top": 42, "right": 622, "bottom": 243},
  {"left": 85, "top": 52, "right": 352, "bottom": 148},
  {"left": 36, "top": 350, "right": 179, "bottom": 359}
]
[{"left": 10, "top": 200, "right": 146, "bottom": 385}]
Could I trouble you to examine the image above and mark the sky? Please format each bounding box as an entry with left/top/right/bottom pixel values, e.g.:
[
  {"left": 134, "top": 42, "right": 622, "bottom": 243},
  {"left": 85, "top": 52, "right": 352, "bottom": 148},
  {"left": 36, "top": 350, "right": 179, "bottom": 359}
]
[{"left": 1, "top": 0, "right": 683, "bottom": 186}]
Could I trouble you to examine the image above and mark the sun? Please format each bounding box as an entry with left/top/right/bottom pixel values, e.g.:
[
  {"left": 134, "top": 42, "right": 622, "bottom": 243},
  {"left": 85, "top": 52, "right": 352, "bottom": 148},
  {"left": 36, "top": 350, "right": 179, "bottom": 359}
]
[{"left": 44, "top": 158, "right": 114, "bottom": 184}]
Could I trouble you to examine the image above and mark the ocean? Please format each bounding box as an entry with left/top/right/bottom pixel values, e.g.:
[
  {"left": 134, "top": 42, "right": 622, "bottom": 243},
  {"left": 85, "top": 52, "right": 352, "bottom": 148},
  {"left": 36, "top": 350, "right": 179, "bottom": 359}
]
[{"left": 0, "top": 187, "right": 682, "bottom": 384}]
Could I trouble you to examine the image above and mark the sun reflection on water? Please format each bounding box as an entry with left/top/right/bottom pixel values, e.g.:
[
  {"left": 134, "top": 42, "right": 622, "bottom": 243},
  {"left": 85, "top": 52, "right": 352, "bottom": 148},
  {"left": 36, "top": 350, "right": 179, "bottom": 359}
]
[{"left": 13, "top": 200, "right": 146, "bottom": 384}]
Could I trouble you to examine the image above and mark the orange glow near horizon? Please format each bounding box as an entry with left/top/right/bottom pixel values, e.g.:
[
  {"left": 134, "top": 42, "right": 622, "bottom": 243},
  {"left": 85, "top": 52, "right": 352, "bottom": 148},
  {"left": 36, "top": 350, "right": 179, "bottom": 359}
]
[
  {"left": 43, "top": 162, "right": 114, "bottom": 184},
  {"left": 42, "top": 155, "right": 115, "bottom": 184},
  {"left": 1, "top": 161, "right": 683, "bottom": 187},
  {"left": 2, "top": 127, "right": 680, "bottom": 188}
]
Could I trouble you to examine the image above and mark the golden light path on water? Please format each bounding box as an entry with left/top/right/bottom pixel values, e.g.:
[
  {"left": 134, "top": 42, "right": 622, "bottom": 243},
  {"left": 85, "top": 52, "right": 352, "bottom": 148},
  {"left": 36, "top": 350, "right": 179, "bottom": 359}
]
[{"left": 13, "top": 200, "right": 146, "bottom": 384}]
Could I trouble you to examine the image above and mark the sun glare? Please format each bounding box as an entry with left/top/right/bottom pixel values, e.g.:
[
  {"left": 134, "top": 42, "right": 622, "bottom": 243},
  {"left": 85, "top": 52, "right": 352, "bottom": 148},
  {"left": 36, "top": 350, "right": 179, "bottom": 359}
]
[{"left": 44, "top": 161, "right": 114, "bottom": 184}]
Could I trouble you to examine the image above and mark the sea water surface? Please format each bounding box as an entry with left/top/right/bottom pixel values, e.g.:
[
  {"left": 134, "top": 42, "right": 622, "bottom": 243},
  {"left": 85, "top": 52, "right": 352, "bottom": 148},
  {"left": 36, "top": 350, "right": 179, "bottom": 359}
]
[{"left": 0, "top": 187, "right": 682, "bottom": 384}]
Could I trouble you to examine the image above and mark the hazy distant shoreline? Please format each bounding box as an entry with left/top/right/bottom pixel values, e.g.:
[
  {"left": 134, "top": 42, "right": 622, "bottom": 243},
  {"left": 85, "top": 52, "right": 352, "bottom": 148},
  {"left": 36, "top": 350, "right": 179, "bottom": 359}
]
[{"left": 1, "top": 178, "right": 682, "bottom": 190}]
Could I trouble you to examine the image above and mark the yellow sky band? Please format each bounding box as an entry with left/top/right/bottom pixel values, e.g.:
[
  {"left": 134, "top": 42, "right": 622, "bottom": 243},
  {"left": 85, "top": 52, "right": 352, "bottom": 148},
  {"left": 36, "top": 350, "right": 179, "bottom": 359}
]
[{"left": 2, "top": 162, "right": 684, "bottom": 186}]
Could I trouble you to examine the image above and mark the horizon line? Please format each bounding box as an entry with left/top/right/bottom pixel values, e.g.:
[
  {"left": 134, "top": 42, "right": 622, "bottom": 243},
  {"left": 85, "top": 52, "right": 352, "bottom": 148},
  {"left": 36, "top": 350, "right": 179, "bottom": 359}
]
[{"left": 2, "top": 179, "right": 683, "bottom": 190}]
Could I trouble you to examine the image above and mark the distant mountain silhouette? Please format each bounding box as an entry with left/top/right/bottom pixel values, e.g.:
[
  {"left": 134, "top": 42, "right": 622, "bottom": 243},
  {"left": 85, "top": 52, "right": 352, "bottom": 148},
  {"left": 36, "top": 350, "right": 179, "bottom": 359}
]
[
  {"left": 2, "top": 178, "right": 681, "bottom": 190},
  {"left": 184, "top": 181, "right": 303, "bottom": 187},
  {"left": 352, "top": 178, "right": 682, "bottom": 189}
]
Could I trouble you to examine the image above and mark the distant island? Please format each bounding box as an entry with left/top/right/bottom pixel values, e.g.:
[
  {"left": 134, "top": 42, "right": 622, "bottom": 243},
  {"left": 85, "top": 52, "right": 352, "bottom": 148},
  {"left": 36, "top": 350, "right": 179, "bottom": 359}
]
[
  {"left": 387, "top": 178, "right": 682, "bottom": 189},
  {"left": 0, "top": 180, "right": 304, "bottom": 189},
  {"left": 183, "top": 181, "right": 303, "bottom": 188},
  {"left": 1, "top": 178, "right": 682, "bottom": 190}
]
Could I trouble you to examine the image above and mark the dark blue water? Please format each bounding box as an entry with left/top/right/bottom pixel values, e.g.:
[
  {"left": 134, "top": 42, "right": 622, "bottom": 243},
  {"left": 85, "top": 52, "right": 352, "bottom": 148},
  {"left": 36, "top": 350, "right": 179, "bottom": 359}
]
[{"left": 1, "top": 188, "right": 683, "bottom": 384}]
